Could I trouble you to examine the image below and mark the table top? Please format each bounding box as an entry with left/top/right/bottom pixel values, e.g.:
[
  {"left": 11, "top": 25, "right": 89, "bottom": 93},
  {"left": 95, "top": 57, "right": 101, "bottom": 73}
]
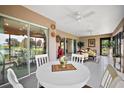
[{"left": 36, "top": 61, "right": 90, "bottom": 88}]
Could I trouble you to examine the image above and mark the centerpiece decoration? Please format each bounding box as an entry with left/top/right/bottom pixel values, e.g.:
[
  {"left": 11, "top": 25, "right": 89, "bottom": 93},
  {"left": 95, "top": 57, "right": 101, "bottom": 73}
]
[{"left": 59, "top": 56, "right": 67, "bottom": 68}]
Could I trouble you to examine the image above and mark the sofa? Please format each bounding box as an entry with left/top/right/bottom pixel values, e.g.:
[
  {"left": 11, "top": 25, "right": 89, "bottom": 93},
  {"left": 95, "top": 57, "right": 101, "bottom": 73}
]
[{"left": 77, "top": 48, "right": 97, "bottom": 61}]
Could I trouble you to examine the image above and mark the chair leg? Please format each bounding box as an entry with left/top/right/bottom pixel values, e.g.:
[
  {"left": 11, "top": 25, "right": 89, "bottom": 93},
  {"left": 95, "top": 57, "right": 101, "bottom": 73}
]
[{"left": 82, "top": 85, "right": 92, "bottom": 88}]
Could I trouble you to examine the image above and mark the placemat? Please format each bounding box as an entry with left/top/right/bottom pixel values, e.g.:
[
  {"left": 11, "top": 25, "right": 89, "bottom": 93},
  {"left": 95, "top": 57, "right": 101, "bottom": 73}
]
[{"left": 52, "top": 64, "right": 77, "bottom": 72}]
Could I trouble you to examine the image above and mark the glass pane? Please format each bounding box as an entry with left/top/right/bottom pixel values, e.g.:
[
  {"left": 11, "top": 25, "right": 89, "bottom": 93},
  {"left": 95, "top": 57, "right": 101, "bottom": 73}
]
[
  {"left": 101, "top": 40, "right": 110, "bottom": 56},
  {"left": 74, "top": 40, "right": 77, "bottom": 53},
  {"left": 0, "top": 17, "right": 29, "bottom": 85},
  {"left": 30, "top": 25, "right": 47, "bottom": 73},
  {"left": 60, "top": 38, "right": 65, "bottom": 50},
  {"left": 66, "top": 39, "right": 72, "bottom": 58},
  {"left": 0, "top": 16, "right": 6, "bottom": 85}
]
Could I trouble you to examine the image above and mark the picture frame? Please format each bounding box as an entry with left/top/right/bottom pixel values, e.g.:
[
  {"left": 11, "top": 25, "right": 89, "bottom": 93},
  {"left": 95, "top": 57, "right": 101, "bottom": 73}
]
[{"left": 88, "top": 39, "right": 95, "bottom": 47}]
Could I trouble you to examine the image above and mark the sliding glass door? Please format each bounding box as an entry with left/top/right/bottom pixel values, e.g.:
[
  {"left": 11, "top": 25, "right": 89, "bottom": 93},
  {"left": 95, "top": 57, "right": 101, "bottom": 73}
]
[
  {"left": 0, "top": 16, "right": 48, "bottom": 85},
  {"left": 30, "top": 25, "right": 47, "bottom": 73},
  {"left": 0, "top": 17, "right": 29, "bottom": 84}
]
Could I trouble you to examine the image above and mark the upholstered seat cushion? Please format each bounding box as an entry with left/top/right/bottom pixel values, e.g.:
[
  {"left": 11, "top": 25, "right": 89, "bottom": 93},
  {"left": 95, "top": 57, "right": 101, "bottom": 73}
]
[
  {"left": 110, "top": 77, "right": 124, "bottom": 88},
  {"left": 14, "top": 83, "right": 24, "bottom": 88},
  {"left": 115, "top": 80, "right": 124, "bottom": 88},
  {"left": 82, "top": 53, "right": 89, "bottom": 59},
  {"left": 88, "top": 50, "right": 96, "bottom": 57}
]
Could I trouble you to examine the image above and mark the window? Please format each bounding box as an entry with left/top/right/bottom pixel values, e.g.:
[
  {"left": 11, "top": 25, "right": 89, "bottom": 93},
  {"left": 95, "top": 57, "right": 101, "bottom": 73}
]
[
  {"left": 112, "top": 32, "right": 123, "bottom": 72},
  {"left": 113, "top": 32, "right": 121, "bottom": 57}
]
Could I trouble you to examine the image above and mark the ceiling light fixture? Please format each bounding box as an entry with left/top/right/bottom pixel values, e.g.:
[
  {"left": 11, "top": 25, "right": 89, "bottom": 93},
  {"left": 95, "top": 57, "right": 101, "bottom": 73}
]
[
  {"left": 77, "top": 18, "right": 81, "bottom": 22},
  {"left": 75, "top": 11, "right": 82, "bottom": 22}
]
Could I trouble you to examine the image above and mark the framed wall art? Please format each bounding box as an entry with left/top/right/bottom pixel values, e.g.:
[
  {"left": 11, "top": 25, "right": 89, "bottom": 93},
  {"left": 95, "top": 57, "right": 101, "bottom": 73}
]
[{"left": 88, "top": 39, "right": 95, "bottom": 47}]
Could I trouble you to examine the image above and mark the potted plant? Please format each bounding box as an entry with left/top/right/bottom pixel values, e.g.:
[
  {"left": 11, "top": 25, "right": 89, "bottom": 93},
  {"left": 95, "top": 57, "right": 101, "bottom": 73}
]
[{"left": 77, "top": 41, "right": 84, "bottom": 54}]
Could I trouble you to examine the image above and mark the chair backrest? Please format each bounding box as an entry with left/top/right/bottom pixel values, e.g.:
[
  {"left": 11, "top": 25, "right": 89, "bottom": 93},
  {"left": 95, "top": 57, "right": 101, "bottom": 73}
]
[
  {"left": 7, "top": 68, "right": 23, "bottom": 88},
  {"left": 35, "top": 54, "right": 49, "bottom": 68},
  {"left": 71, "top": 54, "right": 84, "bottom": 63},
  {"left": 82, "top": 53, "right": 89, "bottom": 60},
  {"left": 96, "top": 55, "right": 100, "bottom": 63},
  {"left": 100, "top": 64, "right": 118, "bottom": 88}
]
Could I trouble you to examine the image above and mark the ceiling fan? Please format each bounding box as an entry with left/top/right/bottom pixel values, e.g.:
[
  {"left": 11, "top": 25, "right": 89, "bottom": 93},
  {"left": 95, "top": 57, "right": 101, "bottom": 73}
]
[{"left": 67, "top": 10, "right": 95, "bottom": 22}]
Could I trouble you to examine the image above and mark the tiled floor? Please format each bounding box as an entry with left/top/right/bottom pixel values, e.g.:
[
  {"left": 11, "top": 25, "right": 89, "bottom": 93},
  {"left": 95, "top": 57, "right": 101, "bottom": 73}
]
[{"left": 0, "top": 56, "right": 118, "bottom": 88}]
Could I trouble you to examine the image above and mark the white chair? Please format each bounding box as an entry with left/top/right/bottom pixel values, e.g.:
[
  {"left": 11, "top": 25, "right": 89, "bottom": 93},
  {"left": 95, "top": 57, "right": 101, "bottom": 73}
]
[
  {"left": 35, "top": 54, "right": 49, "bottom": 68},
  {"left": 100, "top": 64, "right": 118, "bottom": 88},
  {"left": 7, "top": 68, "right": 23, "bottom": 88},
  {"left": 35, "top": 54, "right": 49, "bottom": 88},
  {"left": 71, "top": 54, "right": 84, "bottom": 63},
  {"left": 82, "top": 53, "right": 89, "bottom": 61}
]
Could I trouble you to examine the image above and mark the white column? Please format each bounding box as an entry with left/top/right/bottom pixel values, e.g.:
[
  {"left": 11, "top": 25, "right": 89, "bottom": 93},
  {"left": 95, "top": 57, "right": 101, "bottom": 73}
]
[{"left": 49, "top": 30, "right": 57, "bottom": 61}]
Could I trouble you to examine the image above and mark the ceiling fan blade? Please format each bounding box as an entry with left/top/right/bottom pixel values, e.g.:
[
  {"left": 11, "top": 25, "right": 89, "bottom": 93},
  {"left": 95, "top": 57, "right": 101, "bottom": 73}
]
[
  {"left": 63, "top": 15, "right": 81, "bottom": 24},
  {"left": 83, "top": 11, "right": 95, "bottom": 18},
  {"left": 66, "top": 13, "right": 76, "bottom": 20},
  {"left": 63, "top": 7, "right": 83, "bottom": 22}
]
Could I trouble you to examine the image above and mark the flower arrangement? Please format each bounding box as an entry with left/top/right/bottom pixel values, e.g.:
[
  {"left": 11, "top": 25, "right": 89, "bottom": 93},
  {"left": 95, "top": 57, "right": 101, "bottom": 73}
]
[{"left": 59, "top": 56, "right": 67, "bottom": 68}]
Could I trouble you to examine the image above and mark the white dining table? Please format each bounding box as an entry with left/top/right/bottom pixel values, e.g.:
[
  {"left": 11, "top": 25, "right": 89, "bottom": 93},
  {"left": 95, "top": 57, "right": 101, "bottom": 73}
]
[{"left": 36, "top": 61, "right": 90, "bottom": 88}]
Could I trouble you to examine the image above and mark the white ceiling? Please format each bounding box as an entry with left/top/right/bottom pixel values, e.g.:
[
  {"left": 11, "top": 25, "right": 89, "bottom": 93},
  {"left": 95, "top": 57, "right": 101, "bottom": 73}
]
[{"left": 24, "top": 5, "right": 124, "bottom": 36}]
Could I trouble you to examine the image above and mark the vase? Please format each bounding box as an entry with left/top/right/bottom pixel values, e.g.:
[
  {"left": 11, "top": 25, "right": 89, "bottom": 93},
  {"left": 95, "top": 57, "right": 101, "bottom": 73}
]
[
  {"left": 60, "top": 62, "right": 66, "bottom": 68},
  {"left": 62, "top": 64, "right": 66, "bottom": 68}
]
